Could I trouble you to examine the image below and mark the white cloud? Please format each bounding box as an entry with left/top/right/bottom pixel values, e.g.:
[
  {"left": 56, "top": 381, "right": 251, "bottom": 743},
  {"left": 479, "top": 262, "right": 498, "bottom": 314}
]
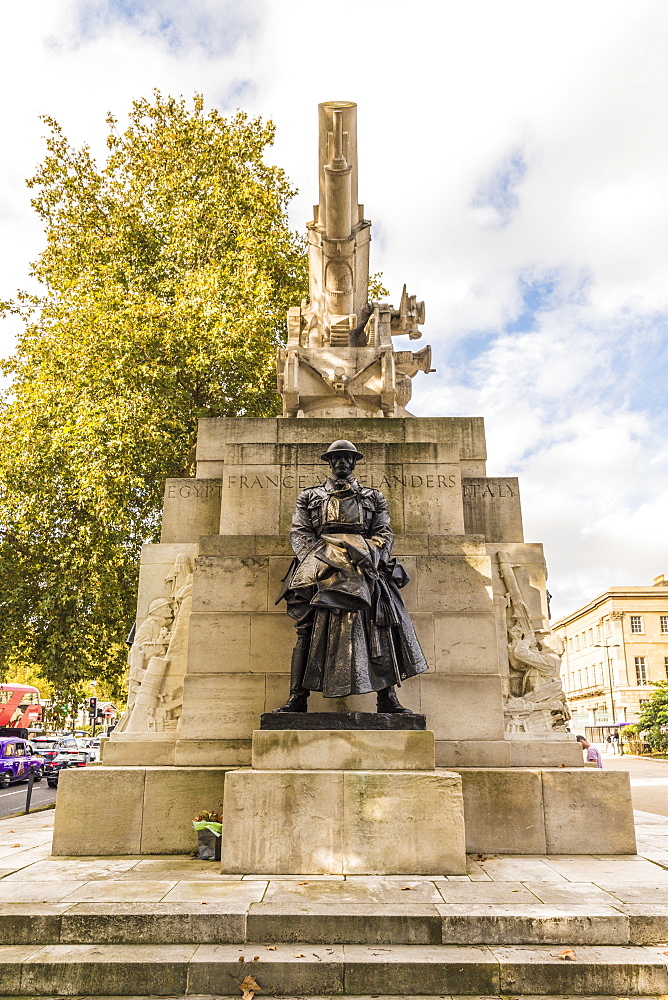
[{"left": 1, "top": 0, "right": 667, "bottom": 615}]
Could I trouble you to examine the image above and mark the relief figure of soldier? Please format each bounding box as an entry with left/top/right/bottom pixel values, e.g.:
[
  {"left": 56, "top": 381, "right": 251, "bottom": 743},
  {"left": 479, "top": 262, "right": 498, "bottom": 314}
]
[{"left": 275, "top": 440, "right": 428, "bottom": 713}]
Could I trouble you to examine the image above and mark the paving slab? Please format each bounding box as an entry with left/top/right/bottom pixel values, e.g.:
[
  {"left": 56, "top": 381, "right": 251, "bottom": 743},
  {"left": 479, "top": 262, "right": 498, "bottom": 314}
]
[
  {"left": 189, "top": 942, "right": 345, "bottom": 996},
  {"left": 619, "top": 904, "right": 668, "bottom": 943},
  {"left": 18, "top": 943, "right": 197, "bottom": 995},
  {"left": 3, "top": 858, "right": 142, "bottom": 881},
  {"left": 163, "top": 880, "right": 267, "bottom": 903},
  {"left": 493, "top": 943, "right": 668, "bottom": 995},
  {"left": 476, "top": 857, "right": 570, "bottom": 881},
  {"left": 342, "top": 942, "right": 499, "bottom": 995},
  {"left": 522, "top": 881, "right": 622, "bottom": 906},
  {"left": 436, "top": 881, "right": 539, "bottom": 904},
  {"left": 437, "top": 904, "right": 630, "bottom": 944},
  {"left": 262, "top": 878, "right": 442, "bottom": 905},
  {"left": 0, "top": 881, "right": 87, "bottom": 903},
  {"left": 60, "top": 880, "right": 178, "bottom": 902},
  {"left": 543, "top": 855, "right": 668, "bottom": 882},
  {"left": 247, "top": 902, "right": 442, "bottom": 944},
  {"left": 597, "top": 882, "right": 668, "bottom": 903}
]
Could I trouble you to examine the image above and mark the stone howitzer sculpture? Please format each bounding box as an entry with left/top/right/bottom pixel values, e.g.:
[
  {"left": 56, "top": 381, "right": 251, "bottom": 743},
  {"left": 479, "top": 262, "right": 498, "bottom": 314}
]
[{"left": 277, "top": 101, "right": 434, "bottom": 419}]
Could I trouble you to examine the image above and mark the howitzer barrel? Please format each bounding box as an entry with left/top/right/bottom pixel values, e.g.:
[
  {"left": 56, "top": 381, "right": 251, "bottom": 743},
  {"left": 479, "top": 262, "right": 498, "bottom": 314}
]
[{"left": 318, "top": 101, "right": 358, "bottom": 238}]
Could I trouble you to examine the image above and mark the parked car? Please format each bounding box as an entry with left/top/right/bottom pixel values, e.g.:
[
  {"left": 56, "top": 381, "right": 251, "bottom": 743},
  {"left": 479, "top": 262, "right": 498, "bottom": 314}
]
[
  {"left": 44, "top": 750, "right": 95, "bottom": 787},
  {"left": 0, "top": 737, "right": 45, "bottom": 788},
  {"left": 30, "top": 735, "right": 78, "bottom": 762}
]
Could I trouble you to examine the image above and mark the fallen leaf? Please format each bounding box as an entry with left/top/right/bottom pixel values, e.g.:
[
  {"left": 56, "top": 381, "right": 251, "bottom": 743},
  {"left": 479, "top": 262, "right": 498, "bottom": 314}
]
[
  {"left": 297, "top": 880, "right": 309, "bottom": 885},
  {"left": 239, "top": 974, "right": 262, "bottom": 1000},
  {"left": 293, "top": 952, "right": 306, "bottom": 958},
  {"left": 400, "top": 886, "right": 414, "bottom": 891},
  {"left": 511, "top": 889, "right": 519, "bottom": 892},
  {"left": 253, "top": 956, "right": 260, "bottom": 961},
  {"left": 559, "top": 948, "right": 576, "bottom": 961},
  {"left": 200, "top": 902, "right": 208, "bottom": 905},
  {"left": 266, "top": 946, "right": 276, "bottom": 951},
  {"left": 238, "top": 956, "right": 245, "bottom": 963},
  {"left": 312, "top": 953, "right": 321, "bottom": 961},
  {"left": 11, "top": 844, "right": 20, "bottom": 848}
]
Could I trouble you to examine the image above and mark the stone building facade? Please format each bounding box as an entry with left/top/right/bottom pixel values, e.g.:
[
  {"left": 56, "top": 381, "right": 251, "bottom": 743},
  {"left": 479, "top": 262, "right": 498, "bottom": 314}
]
[{"left": 554, "top": 574, "right": 668, "bottom": 729}]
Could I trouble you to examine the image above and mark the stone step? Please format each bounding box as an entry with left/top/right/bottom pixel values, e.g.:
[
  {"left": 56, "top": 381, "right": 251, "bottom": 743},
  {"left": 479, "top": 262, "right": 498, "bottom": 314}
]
[
  {"left": 0, "top": 942, "right": 667, "bottom": 995},
  {"left": 1, "top": 902, "right": 667, "bottom": 947}
]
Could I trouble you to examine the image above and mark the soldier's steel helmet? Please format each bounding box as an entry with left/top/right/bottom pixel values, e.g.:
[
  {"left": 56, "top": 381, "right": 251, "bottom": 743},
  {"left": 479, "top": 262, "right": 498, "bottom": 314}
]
[{"left": 320, "top": 440, "right": 364, "bottom": 462}]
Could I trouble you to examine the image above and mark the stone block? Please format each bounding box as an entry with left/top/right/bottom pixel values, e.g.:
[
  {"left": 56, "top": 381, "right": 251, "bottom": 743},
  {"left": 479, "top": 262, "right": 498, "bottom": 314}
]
[
  {"left": 196, "top": 417, "right": 278, "bottom": 459},
  {"left": 20, "top": 943, "right": 195, "bottom": 996},
  {"left": 263, "top": 600, "right": 293, "bottom": 656},
  {"left": 161, "top": 479, "right": 222, "bottom": 544},
  {"left": 488, "top": 540, "right": 548, "bottom": 624},
  {"left": 180, "top": 674, "right": 266, "bottom": 741},
  {"left": 455, "top": 768, "right": 547, "bottom": 855},
  {"left": 219, "top": 465, "right": 281, "bottom": 535},
  {"left": 508, "top": 738, "right": 584, "bottom": 767},
  {"left": 420, "top": 674, "right": 505, "bottom": 740},
  {"left": 187, "top": 612, "right": 251, "bottom": 673},
  {"left": 191, "top": 556, "right": 269, "bottom": 613},
  {"left": 437, "top": 904, "right": 630, "bottom": 944},
  {"left": 251, "top": 729, "right": 435, "bottom": 771},
  {"left": 432, "top": 612, "right": 500, "bottom": 673},
  {"left": 140, "top": 767, "right": 227, "bottom": 854},
  {"left": 435, "top": 740, "right": 511, "bottom": 767},
  {"left": 59, "top": 903, "right": 245, "bottom": 945},
  {"left": 494, "top": 943, "right": 668, "bottom": 995},
  {"left": 343, "top": 942, "right": 499, "bottom": 995},
  {"left": 220, "top": 769, "right": 345, "bottom": 874},
  {"left": 189, "top": 942, "right": 345, "bottom": 996},
  {"left": 103, "top": 737, "right": 176, "bottom": 767},
  {"left": 343, "top": 770, "right": 466, "bottom": 875},
  {"left": 174, "top": 739, "right": 251, "bottom": 767},
  {"left": 0, "top": 906, "right": 64, "bottom": 945},
  {"left": 0, "top": 945, "right": 43, "bottom": 993},
  {"left": 402, "top": 463, "right": 464, "bottom": 534},
  {"left": 416, "top": 554, "right": 494, "bottom": 613},
  {"left": 52, "top": 767, "right": 146, "bottom": 856},
  {"left": 246, "top": 903, "right": 442, "bottom": 944},
  {"left": 541, "top": 768, "right": 637, "bottom": 854},
  {"left": 411, "top": 612, "right": 434, "bottom": 666},
  {"left": 463, "top": 477, "right": 523, "bottom": 542}
]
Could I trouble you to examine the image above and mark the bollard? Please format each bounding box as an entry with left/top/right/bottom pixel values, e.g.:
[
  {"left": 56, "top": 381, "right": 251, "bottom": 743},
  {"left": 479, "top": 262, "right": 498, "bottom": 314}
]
[{"left": 25, "top": 768, "right": 35, "bottom": 815}]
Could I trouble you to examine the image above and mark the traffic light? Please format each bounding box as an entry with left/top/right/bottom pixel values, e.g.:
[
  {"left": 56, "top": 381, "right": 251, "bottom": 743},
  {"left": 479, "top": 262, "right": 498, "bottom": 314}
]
[{"left": 88, "top": 697, "right": 97, "bottom": 715}]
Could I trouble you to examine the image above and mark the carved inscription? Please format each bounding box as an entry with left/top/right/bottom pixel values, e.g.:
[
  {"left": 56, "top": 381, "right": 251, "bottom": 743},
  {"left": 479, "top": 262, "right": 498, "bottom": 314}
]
[
  {"left": 463, "top": 481, "right": 515, "bottom": 500},
  {"left": 167, "top": 482, "right": 222, "bottom": 500},
  {"left": 223, "top": 472, "right": 457, "bottom": 490}
]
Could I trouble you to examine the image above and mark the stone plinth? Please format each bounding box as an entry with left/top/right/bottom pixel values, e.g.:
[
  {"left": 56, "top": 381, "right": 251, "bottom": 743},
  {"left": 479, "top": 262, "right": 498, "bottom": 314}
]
[
  {"left": 252, "top": 728, "right": 435, "bottom": 770},
  {"left": 220, "top": 729, "right": 466, "bottom": 875},
  {"left": 259, "top": 711, "right": 426, "bottom": 731}
]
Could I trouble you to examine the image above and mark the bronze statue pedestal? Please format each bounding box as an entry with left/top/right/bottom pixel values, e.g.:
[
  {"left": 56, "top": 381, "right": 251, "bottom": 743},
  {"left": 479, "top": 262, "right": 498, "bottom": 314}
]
[{"left": 260, "top": 711, "right": 426, "bottom": 731}]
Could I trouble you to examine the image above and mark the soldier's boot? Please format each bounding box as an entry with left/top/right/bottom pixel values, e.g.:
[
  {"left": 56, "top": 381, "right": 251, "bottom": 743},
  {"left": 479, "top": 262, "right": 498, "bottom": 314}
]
[
  {"left": 273, "top": 637, "right": 310, "bottom": 713},
  {"left": 376, "top": 686, "right": 413, "bottom": 714}
]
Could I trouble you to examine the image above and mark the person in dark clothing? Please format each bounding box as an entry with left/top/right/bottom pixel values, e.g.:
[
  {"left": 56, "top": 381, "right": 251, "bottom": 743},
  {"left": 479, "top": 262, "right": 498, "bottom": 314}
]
[{"left": 274, "top": 440, "right": 428, "bottom": 714}]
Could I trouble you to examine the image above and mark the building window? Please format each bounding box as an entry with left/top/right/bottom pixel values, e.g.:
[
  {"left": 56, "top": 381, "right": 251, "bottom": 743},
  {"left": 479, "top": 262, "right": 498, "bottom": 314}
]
[
  {"left": 598, "top": 661, "right": 604, "bottom": 684},
  {"left": 635, "top": 656, "right": 648, "bottom": 685},
  {"left": 588, "top": 628, "right": 594, "bottom": 645},
  {"left": 605, "top": 619, "right": 612, "bottom": 637},
  {"left": 630, "top": 615, "right": 644, "bottom": 634},
  {"left": 665, "top": 656, "right": 668, "bottom": 680},
  {"left": 596, "top": 624, "right": 603, "bottom": 642},
  {"left": 661, "top": 615, "right": 668, "bottom": 634}
]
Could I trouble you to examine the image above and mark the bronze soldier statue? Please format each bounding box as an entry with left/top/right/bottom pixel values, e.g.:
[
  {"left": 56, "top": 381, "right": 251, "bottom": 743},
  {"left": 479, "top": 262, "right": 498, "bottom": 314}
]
[{"left": 275, "top": 440, "right": 428, "bottom": 713}]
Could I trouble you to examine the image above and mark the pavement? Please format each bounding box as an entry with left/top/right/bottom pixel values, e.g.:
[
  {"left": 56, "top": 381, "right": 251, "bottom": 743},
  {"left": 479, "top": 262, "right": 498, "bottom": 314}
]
[
  {"left": 1, "top": 758, "right": 668, "bottom": 995},
  {"left": 597, "top": 749, "right": 668, "bottom": 817}
]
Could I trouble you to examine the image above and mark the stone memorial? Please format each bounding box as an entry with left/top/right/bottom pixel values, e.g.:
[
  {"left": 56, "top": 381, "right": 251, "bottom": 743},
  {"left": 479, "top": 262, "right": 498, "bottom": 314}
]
[{"left": 53, "top": 100, "right": 636, "bottom": 864}]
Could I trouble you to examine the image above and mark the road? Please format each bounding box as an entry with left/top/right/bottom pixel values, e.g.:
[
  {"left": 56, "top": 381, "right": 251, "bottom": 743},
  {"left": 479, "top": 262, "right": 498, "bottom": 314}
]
[
  {"left": 594, "top": 747, "right": 668, "bottom": 816},
  {"left": 0, "top": 779, "right": 56, "bottom": 819}
]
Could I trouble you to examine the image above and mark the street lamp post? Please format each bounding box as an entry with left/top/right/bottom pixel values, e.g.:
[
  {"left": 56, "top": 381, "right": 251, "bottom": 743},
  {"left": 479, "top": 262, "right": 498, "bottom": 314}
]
[{"left": 594, "top": 641, "right": 621, "bottom": 725}]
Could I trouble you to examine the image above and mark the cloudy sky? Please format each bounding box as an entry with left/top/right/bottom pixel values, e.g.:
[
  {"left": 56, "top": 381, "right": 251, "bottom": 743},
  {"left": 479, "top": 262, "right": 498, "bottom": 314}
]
[{"left": 1, "top": 0, "right": 667, "bottom": 617}]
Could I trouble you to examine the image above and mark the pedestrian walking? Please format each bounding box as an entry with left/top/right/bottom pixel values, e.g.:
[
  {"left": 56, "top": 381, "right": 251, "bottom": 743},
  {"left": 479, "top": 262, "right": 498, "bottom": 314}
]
[{"left": 577, "top": 735, "right": 603, "bottom": 768}]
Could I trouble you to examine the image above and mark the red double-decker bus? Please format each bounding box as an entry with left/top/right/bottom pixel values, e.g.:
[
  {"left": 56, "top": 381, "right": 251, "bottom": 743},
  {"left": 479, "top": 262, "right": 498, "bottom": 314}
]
[{"left": 0, "top": 684, "right": 42, "bottom": 729}]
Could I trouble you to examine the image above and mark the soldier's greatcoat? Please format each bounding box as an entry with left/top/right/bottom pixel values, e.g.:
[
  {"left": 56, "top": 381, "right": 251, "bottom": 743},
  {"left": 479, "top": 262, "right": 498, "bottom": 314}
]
[{"left": 280, "top": 476, "right": 428, "bottom": 697}]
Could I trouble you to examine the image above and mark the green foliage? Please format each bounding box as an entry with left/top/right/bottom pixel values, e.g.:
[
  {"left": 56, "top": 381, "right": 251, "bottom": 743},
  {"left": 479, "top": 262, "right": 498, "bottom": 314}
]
[
  {"left": 635, "top": 682, "right": 668, "bottom": 751},
  {"left": 0, "top": 92, "right": 308, "bottom": 704},
  {"left": 368, "top": 271, "right": 390, "bottom": 300}
]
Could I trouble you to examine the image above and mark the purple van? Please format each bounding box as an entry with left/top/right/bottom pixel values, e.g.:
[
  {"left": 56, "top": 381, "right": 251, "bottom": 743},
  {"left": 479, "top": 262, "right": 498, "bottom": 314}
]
[{"left": 0, "top": 737, "right": 44, "bottom": 788}]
